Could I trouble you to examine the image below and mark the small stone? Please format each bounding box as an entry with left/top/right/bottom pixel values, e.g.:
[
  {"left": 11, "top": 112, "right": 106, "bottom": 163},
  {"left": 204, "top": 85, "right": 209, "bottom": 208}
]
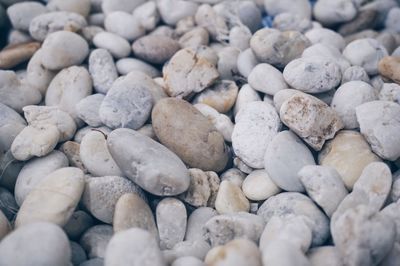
[
  {"left": 88, "top": 49, "right": 118, "bottom": 94},
  {"left": 64, "top": 210, "right": 94, "bottom": 240},
  {"left": 319, "top": 130, "right": 382, "bottom": 190},
  {"left": 122, "top": 71, "right": 167, "bottom": 103},
  {"left": 341, "top": 66, "right": 370, "bottom": 84},
  {"left": 205, "top": 239, "right": 262, "bottom": 266},
  {"left": 0, "top": 222, "right": 70, "bottom": 266},
  {"left": 104, "top": 11, "right": 145, "bottom": 41},
  {"left": 261, "top": 240, "right": 311, "bottom": 266},
  {"left": 152, "top": 98, "right": 228, "bottom": 172},
  {"left": 390, "top": 170, "right": 400, "bottom": 202},
  {"left": 158, "top": 0, "right": 198, "bottom": 26},
  {"left": 331, "top": 81, "right": 377, "bottom": 129},
  {"left": 233, "top": 84, "right": 261, "bottom": 115},
  {"left": 339, "top": 9, "right": 379, "bottom": 36},
  {"left": 80, "top": 130, "right": 123, "bottom": 177},
  {"left": 172, "top": 257, "right": 205, "bottom": 266},
  {"left": 272, "top": 12, "right": 313, "bottom": 33},
  {"left": 7, "top": 1, "right": 46, "bottom": 31},
  {"left": 378, "top": 56, "right": 400, "bottom": 84},
  {"left": 0, "top": 42, "right": 41, "bottom": 69},
  {"left": 93, "top": 32, "right": 131, "bottom": 59},
  {"left": 304, "top": 28, "right": 346, "bottom": 51},
  {"left": 76, "top": 94, "right": 105, "bottom": 127},
  {"left": 156, "top": 198, "right": 187, "bottom": 250},
  {"left": 379, "top": 83, "right": 400, "bottom": 103},
  {"left": 250, "top": 28, "right": 310, "bottom": 68},
  {"left": 14, "top": 150, "right": 68, "bottom": 206},
  {"left": 113, "top": 193, "right": 158, "bottom": 238},
  {"left": 217, "top": 47, "right": 240, "bottom": 80},
  {"left": 116, "top": 57, "right": 160, "bottom": 77},
  {"left": 301, "top": 43, "right": 350, "bottom": 73},
  {"left": 299, "top": 165, "right": 348, "bottom": 217},
  {"left": 179, "top": 27, "right": 210, "bottom": 49},
  {"left": 26, "top": 49, "right": 57, "bottom": 95},
  {"left": 280, "top": 93, "right": 343, "bottom": 150},
  {"left": 0, "top": 210, "right": 10, "bottom": 240},
  {"left": 80, "top": 225, "right": 113, "bottom": 259},
  {"left": 29, "top": 11, "right": 87, "bottom": 41},
  {"left": 313, "top": 0, "right": 358, "bottom": 25},
  {"left": 257, "top": 192, "right": 330, "bottom": 247},
  {"left": 185, "top": 207, "right": 217, "bottom": 241},
  {"left": 204, "top": 212, "right": 265, "bottom": 247},
  {"left": 343, "top": 38, "right": 388, "bottom": 75},
  {"left": 133, "top": 35, "right": 180, "bottom": 65},
  {"left": 264, "top": 131, "right": 315, "bottom": 192},
  {"left": 105, "top": 228, "right": 165, "bottom": 266},
  {"left": 215, "top": 180, "right": 250, "bottom": 214},
  {"left": 81, "top": 26, "right": 104, "bottom": 44},
  {"left": 163, "top": 48, "right": 219, "bottom": 98},
  {"left": 248, "top": 63, "right": 288, "bottom": 95},
  {"left": 229, "top": 26, "right": 251, "bottom": 51},
  {"left": 15, "top": 167, "right": 85, "bottom": 227},
  {"left": 194, "top": 4, "right": 228, "bottom": 41},
  {"left": 70, "top": 241, "right": 87, "bottom": 266},
  {"left": 0, "top": 102, "right": 26, "bottom": 151},
  {"left": 233, "top": 157, "right": 253, "bottom": 175},
  {"left": 59, "top": 141, "right": 87, "bottom": 172},
  {"left": 264, "top": 0, "right": 311, "bottom": 19},
  {"left": 82, "top": 176, "right": 145, "bottom": 224},
  {"left": 0, "top": 188, "right": 18, "bottom": 221},
  {"left": 164, "top": 240, "right": 209, "bottom": 264},
  {"left": 74, "top": 126, "right": 112, "bottom": 143},
  {"left": 356, "top": 100, "right": 400, "bottom": 161},
  {"left": 11, "top": 124, "right": 60, "bottom": 161},
  {"left": 107, "top": 128, "right": 190, "bottom": 196},
  {"left": 237, "top": 48, "right": 259, "bottom": 78},
  {"left": 132, "top": 1, "right": 160, "bottom": 31},
  {"left": 307, "top": 246, "right": 343, "bottom": 266},
  {"left": 242, "top": 169, "right": 281, "bottom": 201},
  {"left": 232, "top": 101, "right": 281, "bottom": 168},
  {"left": 283, "top": 56, "right": 341, "bottom": 93}
]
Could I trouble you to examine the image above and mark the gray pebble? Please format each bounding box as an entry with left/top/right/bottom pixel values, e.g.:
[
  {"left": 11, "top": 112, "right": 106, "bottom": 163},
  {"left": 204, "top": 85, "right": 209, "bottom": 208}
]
[
  {"left": 116, "top": 58, "right": 160, "bottom": 77},
  {"left": 0, "top": 187, "right": 18, "bottom": 220},
  {"left": 185, "top": 207, "right": 217, "bottom": 242},
  {"left": 229, "top": 26, "right": 251, "bottom": 51},
  {"left": 307, "top": 246, "right": 343, "bottom": 266},
  {"left": 248, "top": 63, "right": 288, "bottom": 95},
  {"left": 341, "top": 65, "right": 370, "bottom": 84},
  {"left": 133, "top": 35, "right": 181, "bottom": 64},
  {"left": 77, "top": 94, "right": 105, "bottom": 127},
  {"left": 273, "top": 12, "right": 313, "bottom": 33},
  {"left": 102, "top": 0, "right": 146, "bottom": 14},
  {"left": 104, "top": 11, "right": 145, "bottom": 41},
  {"left": 93, "top": 32, "right": 131, "bottom": 59},
  {"left": 236, "top": 48, "right": 259, "bottom": 78},
  {"left": 132, "top": 1, "right": 160, "bottom": 31},
  {"left": 80, "top": 258, "right": 104, "bottom": 266},
  {"left": 379, "top": 83, "right": 400, "bottom": 103},
  {"left": 7, "top": 1, "right": 47, "bottom": 31},
  {"left": 313, "top": 0, "right": 358, "bottom": 25},
  {"left": 264, "top": 0, "right": 311, "bottom": 19},
  {"left": 0, "top": 102, "right": 26, "bottom": 151},
  {"left": 89, "top": 49, "right": 118, "bottom": 94},
  {"left": 304, "top": 28, "right": 346, "bottom": 51},
  {"left": 80, "top": 225, "right": 113, "bottom": 259},
  {"left": 157, "top": 0, "right": 198, "bottom": 26},
  {"left": 64, "top": 210, "right": 94, "bottom": 241},
  {"left": 71, "top": 241, "right": 88, "bottom": 266}
]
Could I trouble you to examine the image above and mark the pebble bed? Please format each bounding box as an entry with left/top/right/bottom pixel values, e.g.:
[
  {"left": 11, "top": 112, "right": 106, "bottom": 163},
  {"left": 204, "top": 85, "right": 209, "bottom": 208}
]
[{"left": 0, "top": 0, "right": 400, "bottom": 265}]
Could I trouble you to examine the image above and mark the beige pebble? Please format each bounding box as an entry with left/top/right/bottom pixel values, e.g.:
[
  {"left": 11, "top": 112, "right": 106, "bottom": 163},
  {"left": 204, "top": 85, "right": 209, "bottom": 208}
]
[
  {"left": 215, "top": 180, "right": 250, "bottom": 214},
  {"left": 0, "top": 42, "right": 41, "bottom": 69}
]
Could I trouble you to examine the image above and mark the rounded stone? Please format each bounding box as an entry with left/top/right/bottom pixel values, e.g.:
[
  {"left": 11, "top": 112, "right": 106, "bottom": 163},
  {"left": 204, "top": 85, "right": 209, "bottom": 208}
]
[
  {"left": 59, "top": 141, "right": 87, "bottom": 173},
  {"left": 0, "top": 188, "right": 18, "bottom": 221},
  {"left": 257, "top": 192, "right": 330, "bottom": 246},
  {"left": 242, "top": 169, "right": 281, "bottom": 201},
  {"left": 304, "top": 28, "right": 346, "bottom": 51},
  {"left": 26, "top": 49, "right": 57, "bottom": 96},
  {"left": 307, "top": 246, "right": 343, "bottom": 266},
  {"left": 107, "top": 128, "right": 190, "bottom": 196},
  {"left": 248, "top": 63, "right": 288, "bottom": 95},
  {"left": 82, "top": 176, "right": 145, "bottom": 224},
  {"left": 152, "top": 98, "right": 228, "bottom": 172},
  {"left": 215, "top": 180, "right": 250, "bottom": 214},
  {"left": 132, "top": 1, "right": 160, "bottom": 31},
  {"left": 76, "top": 94, "right": 105, "bottom": 127},
  {"left": 104, "top": 11, "right": 145, "bottom": 41},
  {"left": 101, "top": 0, "right": 146, "bottom": 14},
  {"left": 70, "top": 241, "right": 87, "bottom": 266},
  {"left": 7, "top": 2, "right": 46, "bottom": 31},
  {"left": 116, "top": 58, "right": 160, "bottom": 77},
  {"left": 0, "top": 102, "right": 26, "bottom": 151},
  {"left": 378, "top": 56, "right": 400, "bottom": 84},
  {"left": 264, "top": 0, "right": 311, "bottom": 19},
  {"left": 185, "top": 207, "right": 218, "bottom": 242},
  {"left": 232, "top": 101, "right": 281, "bottom": 169},
  {"left": 133, "top": 35, "right": 180, "bottom": 65},
  {"left": 104, "top": 228, "right": 165, "bottom": 266},
  {"left": 157, "top": 0, "right": 198, "bottom": 25},
  {"left": 313, "top": 0, "right": 358, "bottom": 25},
  {"left": 0, "top": 222, "right": 70, "bottom": 266},
  {"left": 172, "top": 257, "right": 205, "bottom": 266},
  {"left": 341, "top": 66, "right": 370, "bottom": 84},
  {"left": 233, "top": 84, "right": 261, "bottom": 116},
  {"left": 41, "top": 31, "right": 89, "bottom": 71},
  {"left": 379, "top": 83, "right": 400, "bottom": 103},
  {"left": 80, "top": 225, "right": 113, "bottom": 259},
  {"left": 64, "top": 210, "right": 94, "bottom": 240},
  {"left": 237, "top": 48, "right": 259, "bottom": 78},
  {"left": 88, "top": 49, "right": 118, "bottom": 94},
  {"left": 319, "top": 130, "right": 382, "bottom": 190},
  {"left": 0, "top": 41, "right": 41, "bottom": 69},
  {"left": 93, "top": 32, "right": 131, "bottom": 59},
  {"left": 262, "top": 240, "right": 310, "bottom": 266}
]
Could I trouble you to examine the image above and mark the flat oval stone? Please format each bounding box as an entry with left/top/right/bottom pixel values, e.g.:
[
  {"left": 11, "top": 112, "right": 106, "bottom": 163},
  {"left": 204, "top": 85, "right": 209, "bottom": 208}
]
[
  {"left": 356, "top": 101, "right": 400, "bottom": 161},
  {"left": 41, "top": 31, "right": 89, "bottom": 71},
  {"left": 104, "top": 11, "right": 145, "bottom": 41},
  {"left": 88, "top": 49, "right": 118, "bottom": 94},
  {"left": 378, "top": 56, "right": 400, "bottom": 84},
  {"left": 242, "top": 169, "right": 281, "bottom": 201},
  {"left": 233, "top": 84, "right": 261, "bottom": 116},
  {"left": 133, "top": 35, "right": 180, "bottom": 64},
  {"left": 0, "top": 222, "right": 70, "bottom": 266},
  {"left": 280, "top": 93, "right": 343, "bottom": 150},
  {"left": 80, "top": 225, "right": 113, "bottom": 259},
  {"left": 0, "top": 42, "right": 41, "bottom": 69},
  {"left": 156, "top": 198, "right": 187, "bottom": 250},
  {"left": 232, "top": 101, "right": 281, "bottom": 169},
  {"left": 152, "top": 98, "right": 228, "bottom": 172},
  {"left": 248, "top": 63, "right": 288, "bottom": 95},
  {"left": 0, "top": 102, "right": 26, "bottom": 151},
  {"left": 116, "top": 57, "right": 160, "bottom": 77},
  {"left": 26, "top": 49, "right": 57, "bottom": 95},
  {"left": 113, "top": 193, "right": 158, "bottom": 238},
  {"left": 264, "top": 131, "right": 315, "bottom": 192},
  {"left": 82, "top": 176, "right": 145, "bottom": 224},
  {"left": 7, "top": 1, "right": 46, "bottom": 31},
  {"left": 93, "top": 32, "right": 131, "bottom": 59},
  {"left": 107, "top": 128, "right": 190, "bottom": 196},
  {"left": 257, "top": 192, "right": 329, "bottom": 247},
  {"left": 215, "top": 180, "right": 250, "bottom": 214},
  {"left": 104, "top": 228, "right": 165, "bottom": 266},
  {"left": 14, "top": 150, "right": 68, "bottom": 206},
  {"left": 64, "top": 210, "right": 94, "bottom": 240},
  {"left": 15, "top": 167, "right": 85, "bottom": 227},
  {"left": 76, "top": 94, "right": 105, "bottom": 127}
]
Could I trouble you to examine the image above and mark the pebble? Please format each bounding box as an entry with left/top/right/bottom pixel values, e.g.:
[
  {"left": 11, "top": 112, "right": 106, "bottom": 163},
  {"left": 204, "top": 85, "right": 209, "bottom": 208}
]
[
  {"left": 215, "top": 180, "right": 250, "bottom": 214},
  {"left": 356, "top": 100, "right": 400, "bottom": 161},
  {"left": 104, "top": 11, "right": 145, "bottom": 41},
  {"left": 233, "top": 157, "right": 253, "bottom": 174},
  {"left": 272, "top": 12, "right": 313, "bottom": 33},
  {"left": 152, "top": 98, "right": 228, "bottom": 172},
  {"left": 104, "top": 228, "right": 165, "bottom": 266},
  {"left": 179, "top": 27, "right": 210, "bottom": 49},
  {"left": 7, "top": 1, "right": 47, "bottom": 31},
  {"left": 264, "top": 130, "right": 315, "bottom": 192},
  {"left": 163, "top": 48, "right": 219, "bottom": 98},
  {"left": 341, "top": 65, "right": 370, "bottom": 84},
  {"left": 80, "top": 130, "right": 123, "bottom": 177},
  {"left": 283, "top": 56, "right": 341, "bottom": 93},
  {"left": 93, "top": 32, "right": 131, "bottom": 59},
  {"left": 194, "top": 4, "right": 228, "bottom": 41},
  {"left": 132, "top": 1, "right": 160, "bottom": 31},
  {"left": 185, "top": 207, "right": 217, "bottom": 241},
  {"left": 14, "top": 150, "right": 68, "bottom": 206},
  {"left": 0, "top": 70, "right": 42, "bottom": 112},
  {"left": 107, "top": 128, "right": 190, "bottom": 196},
  {"left": 301, "top": 44, "right": 350, "bottom": 73},
  {"left": 29, "top": 11, "right": 87, "bottom": 41},
  {"left": 248, "top": 63, "right": 288, "bottom": 95},
  {"left": 26, "top": 48, "right": 57, "bottom": 95},
  {"left": 232, "top": 101, "right": 281, "bottom": 168},
  {"left": 101, "top": 0, "right": 146, "bottom": 14},
  {"left": 46, "top": 66, "right": 93, "bottom": 124},
  {"left": 80, "top": 225, "right": 113, "bottom": 259},
  {"left": 163, "top": 239, "right": 210, "bottom": 263},
  {"left": 0, "top": 222, "right": 71, "bottom": 266},
  {"left": 0, "top": 210, "right": 10, "bottom": 240},
  {"left": 304, "top": 28, "right": 346, "bottom": 51},
  {"left": 257, "top": 192, "right": 330, "bottom": 246},
  {"left": 319, "top": 130, "right": 382, "bottom": 190},
  {"left": 343, "top": 38, "right": 388, "bottom": 75},
  {"left": 15, "top": 167, "right": 84, "bottom": 227},
  {"left": 205, "top": 239, "right": 262, "bottom": 266},
  {"left": 242, "top": 169, "right": 281, "bottom": 201},
  {"left": 133, "top": 35, "right": 181, "bottom": 64},
  {"left": 339, "top": 9, "right": 379, "bottom": 36},
  {"left": 0, "top": 102, "right": 26, "bottom": 151},
  {"left": 313, "top": 0, "right": 358, "bottom": 25},
  {"left": 74, "top": 126, "right": 112, "bottom": 143},
  {"left": 378, "top": 56, "right": 400, "bottom": 83},
  {"left": 158, "top": 0, "right": 198, "bottom": 26},
  {"left": 236, "top": 48, "right": 259, "bottom": 78},
  {"left": 228, "top": 26, "right": 251, "bottom": 51},
  {"left": 113, "top": 193, "right": 158, "bottom": 237},
  {"left": 80, "top": 258, "right": 104, "bottom": 266},
  {"left": 261, "top": 240, "right": 311, "bottom": 266},
  {"left": 59, "top": 141, "right": 87, "bottom": 172},
  {"left": 0, "top": 41, "right": 41, "bottom": 69},
  {"left": 180, "top": 168, "right": 220, "bottom": 208},
  {"left": 204, "top": 212, "right": 265, "bottom": 246},
  {"left": 11, "top": 124, "right": 60, "bottom": 161},
  {"left": 0, "top": 150, "right": 24, "bottom": 191},
  {"left": 116, "top": 57, "right": 160, "bottom": 77},
  {"left": 298, "top": 165, "right": 348, "bottom": 217},
  {"left": 88, "top": 49, "right": 118, "bottom": 94},
  {"left": 379, "top": 83, "right": 400, "bottom": 103},
  {"left": 264, "top": 0, "right": 311, "bottom": 19},
  {"left": 172, "top": 257, "right": 205, "bottom": 266},
  {"left": 64, "top": 210, "right": 94, "bottom": 240},
  {"left": 156, "top": 198, "right": 187, "bottom": 250},
  {"left": 250, "top": 28, "right": 310, "bottom": 68},
  {"left": 331, "top": 81, "right": 377, "bottom": 129},
  {"left": 82, "top": 175, "right": 145, "bottom": 224},
  {"left": 307, "top": 246, "right": 343, "bottom": 266},
  {"left": 280, "top": 93, "right": 343, "bottom": 150},
  {"left": 76, "top": 94, "right": 105, "bottom": 127},
  {"left": 217, "top": 47, "right": 240, "bottom": 80}
]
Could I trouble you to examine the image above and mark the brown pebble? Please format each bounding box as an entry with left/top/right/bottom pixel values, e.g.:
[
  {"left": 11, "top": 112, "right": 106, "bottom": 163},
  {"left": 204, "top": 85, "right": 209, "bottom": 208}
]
[
  {"left": 378, "top": 56, "right": 400, "bottom": 84},
  {"left": 0, "top": 42, "right": 41, "bottom": 69}
]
